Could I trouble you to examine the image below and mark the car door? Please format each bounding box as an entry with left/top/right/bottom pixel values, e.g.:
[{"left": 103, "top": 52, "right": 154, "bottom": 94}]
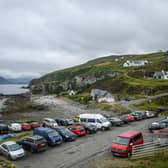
[
  {"left": 1, "top": 144, "right": 9, "bottom": 156},
  {"left": 133, "top": 133, "right": 143, "bottom": 145},
  {"left": 25, "top": 138, "right": 34, "bottom": 151}
]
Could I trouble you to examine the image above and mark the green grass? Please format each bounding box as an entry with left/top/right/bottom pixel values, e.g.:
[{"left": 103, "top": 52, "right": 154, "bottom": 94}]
[
  {"left": 134, "top": 95, "right": 168, "bottom": 115},
  {"left": 0, "top": 131, "right": 33, "bottom": 144}
]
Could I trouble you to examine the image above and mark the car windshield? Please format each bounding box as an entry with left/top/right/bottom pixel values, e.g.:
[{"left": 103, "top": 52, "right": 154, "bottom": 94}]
[
  {"left": 115, "top": 137, "right": 130, "bottom": 145},
  {"left": 100, "top": 118, "right": 108, "bottom": 123},
  {"left": 8, "top": 143, "right": 21, "bottom": 151},
  {"left": 60, "top": 128, "right": 71, "bottom": 134},
  {"left": 48, "top": 131, "right": 59, "bottom": 137},
  {"left": 49, "top": 119, "right": 56, "bottom": 123}
]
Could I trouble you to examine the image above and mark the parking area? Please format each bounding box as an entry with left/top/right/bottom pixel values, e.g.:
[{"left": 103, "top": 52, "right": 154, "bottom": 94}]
[{"left": 14, "top": 117, "right": 159, "bottom": 168}]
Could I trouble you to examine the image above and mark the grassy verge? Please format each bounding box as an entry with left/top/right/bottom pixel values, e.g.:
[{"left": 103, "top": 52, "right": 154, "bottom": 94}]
[
  {"left": 0, "top": 131, "right": 32, "bottom": 144},
  {"left": 97, "top": 102, "right": 130, "bottom": 114},
  {"left": 90, "top": 152, "right": 168, "bottom": 168},
  {"left": 0, "top": 156, "right": 15, "bottom": 168},
  {"left": 133, "top": 95, "right": 168, "bottom": 115}
]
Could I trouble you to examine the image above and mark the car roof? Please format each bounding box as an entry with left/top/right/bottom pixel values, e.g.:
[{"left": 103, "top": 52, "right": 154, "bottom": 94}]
[
  {"left": 27, "top": 135, "right": 43, "bottom": 140},
  {"left": 44, "top": 118, "right": 54, "bottom": 120},
  {"left": 119, "top": 130, "right": 142, "bottom": 138},
  {"left": 71, "top": 125, "right": 83, "bottom": 128},
  {"left": 2, "top": 141, "right": 16, "bottom": 146}
]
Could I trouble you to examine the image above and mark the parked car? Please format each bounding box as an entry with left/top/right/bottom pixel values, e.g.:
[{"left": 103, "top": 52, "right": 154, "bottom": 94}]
[
  {"left": 30, "top": 121, "right": 40, "bottom": 129},
  {"left": 119, "top": 115, "right": 129, "bottom": 124},
  {"left": 0, "top": 124, "right": 9, "bottom": 134},
  {"left": 130, "top": 112, "right": 143, "bottom": 121},
  {"left": 21, "top": 123, "right": 31, "bottom": 131},
  {"left": 53, "top": 126, "right": 77, "bottom": 141},
  {"left": 42, "top": 118, "right": 58, "bottom": 128},
  {"left": 73, "top": 122, "right": 98, "bottom": 134},
  {"left": 133, "top": 111, "right": 147, "bottom": 119},
  {"left": 55, "top": 118, "right": 74, "bottom": 126},
  {"left": 108, "top": 117, "right": 124, "bottom": 126},
  {"left": 8, "top": 123, "right": 22, "bottom": 132},
  {"left": 79, "top": 114, "right": 111, "bottom": 130},
  {"left": 121, "top": 114, "right": 135, "bottom": 122},
  {"left": 0, "top": 141, "right": 25, "bottom": 160},
  {"left": 33, "top": 127, "right": 62, "bottom": 146},
  {"left": 149, "top": 119, "right": 168, "bottom": 132},
  {"left": 111, "top": 130, "right": 144, "bottom": 157},
  {"left": 145, "top": 111, "right": 158, "bottom": 118},
  {"left": 154, "top": 128, "right": 168, "bottom": 135},
  {"left": 17, "top": 135, "right": 48, "bottom": 152},
  {"left": 69, "top": 126, "right": 87, "bottom": 136}
]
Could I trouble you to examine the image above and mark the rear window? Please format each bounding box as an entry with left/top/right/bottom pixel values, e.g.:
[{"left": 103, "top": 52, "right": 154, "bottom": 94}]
[
  {"left": 35, "top": 138, "right": 45, "bottom": 144},
  {"left": 79, "top": 128, "right": 85, "bottom": 132}
]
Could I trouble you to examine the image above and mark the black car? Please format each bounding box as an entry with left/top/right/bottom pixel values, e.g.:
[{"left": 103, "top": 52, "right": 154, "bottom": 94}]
[
  {"left": 119, "top": 116, "right": 129, "bottom": 124},
  {"left": 130, "top": 112, "right": 143, "bottom": 121},
  {"left": 17, "top": 135, "right": 48, "bottom": 152},
  {"left": 149, "top": 119, "right": 168, "bottom": 132},
  {"left": 53, "top": 126, "right": 77, "bottom": 141},
  {"left": 108, "top": 117, "right": 124, "bottom": 126},
  {"left": 73, "top": 122, "right": 98, "bottom": 134},
  {"left": 0, "top": 124, "right": 9, "bottom": 134}
]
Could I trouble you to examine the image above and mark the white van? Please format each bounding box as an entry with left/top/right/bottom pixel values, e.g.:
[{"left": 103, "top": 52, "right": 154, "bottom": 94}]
[{"left": 79, "top": 114, "right": 111, "bottom": 130}]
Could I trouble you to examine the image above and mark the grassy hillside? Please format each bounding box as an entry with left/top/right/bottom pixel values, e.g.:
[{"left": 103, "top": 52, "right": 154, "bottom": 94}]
[{"left": 30, "top": 51, "right": 168, "bottom": 97}]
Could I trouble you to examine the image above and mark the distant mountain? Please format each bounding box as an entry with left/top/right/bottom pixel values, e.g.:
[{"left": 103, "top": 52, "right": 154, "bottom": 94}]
[
  {"left": 0, "top": 77, "right": 33, "bottom": 84},
  {"left": 7, "top": 77, "right": 32, "bottom": 84},
  {"left": 0, "top": 77, "right": 12, "bottom": 84}
]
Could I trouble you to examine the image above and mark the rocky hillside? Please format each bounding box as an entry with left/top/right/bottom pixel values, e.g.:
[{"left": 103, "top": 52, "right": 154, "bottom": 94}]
[{"left": 30, "top": 51, "right": 168, "bottom": 97}]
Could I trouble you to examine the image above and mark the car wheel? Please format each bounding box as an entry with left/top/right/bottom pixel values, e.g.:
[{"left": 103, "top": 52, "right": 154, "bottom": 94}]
[
  {"left": 128, "top": 152, "right": 132, "bottom": 158},
  {"left": 101, "top": 127, "right": 105, "bottom": 131},
  {"left": 7, "top": 154, "right": 12, "bottom": 160},
  {"left": 30, "top": 147, "right": 34, "bottom": 153}
]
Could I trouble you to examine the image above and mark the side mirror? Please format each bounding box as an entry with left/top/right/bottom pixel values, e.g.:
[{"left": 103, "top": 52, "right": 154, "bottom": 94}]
[{"left": 130, "top": 143, "right": 133, "bottom": 146}]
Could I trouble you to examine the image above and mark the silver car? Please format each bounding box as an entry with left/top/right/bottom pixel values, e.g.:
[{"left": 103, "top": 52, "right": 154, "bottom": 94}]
[{"left": 0, "top": 141, "right": 25, "bottom": 160}]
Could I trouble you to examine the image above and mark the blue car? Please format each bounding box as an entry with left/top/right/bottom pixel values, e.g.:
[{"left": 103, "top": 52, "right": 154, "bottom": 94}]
[{"left": 33, "top": 127, "right": 62, "bottom": 146}]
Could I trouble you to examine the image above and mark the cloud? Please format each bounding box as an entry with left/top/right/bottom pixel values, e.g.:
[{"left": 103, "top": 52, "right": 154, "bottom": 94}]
[{"left": 0, "top": 0, "right": 168, "bottom": 78}]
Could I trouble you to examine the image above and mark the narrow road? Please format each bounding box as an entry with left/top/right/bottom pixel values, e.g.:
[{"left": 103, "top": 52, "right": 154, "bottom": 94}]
[
  {"left": 117, "top": 92, "right": 168, "bottom": 111},
  {"left": 14, "top": 117, "right": 160, "bottom": 168}
]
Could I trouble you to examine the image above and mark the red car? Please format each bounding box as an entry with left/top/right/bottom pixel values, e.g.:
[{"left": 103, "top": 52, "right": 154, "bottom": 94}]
[
  {"left": 69, "top": 126, "right": 86, "bottom": 136},
  {"left": 21, "top": 123, "right": 31, "bottom": 131},
  {"left": 122, "top": 114, "right": 135, "bottom": 122},
  {"left": 154, "top": 128, "right": 168, "bottom": 136},
  {"left": 111, "top": 130, "right": 144, "bottom": 157},
  {"left": 30, "top": 122, "right": 40, "bottom": 129}
]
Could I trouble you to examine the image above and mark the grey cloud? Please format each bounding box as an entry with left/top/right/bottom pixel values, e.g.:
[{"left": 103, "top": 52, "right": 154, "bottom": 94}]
[{"left": 0, "top": 0, "right": 168, "bottom": 78}]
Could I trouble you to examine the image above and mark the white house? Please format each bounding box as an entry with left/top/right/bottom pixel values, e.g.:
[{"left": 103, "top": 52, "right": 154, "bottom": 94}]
[
  {"left": 91, "top": 89, "right": 115, "bottom": 103},
  {"left": 153, "top": 70, "right": 168, "bottom": 80},
  {"left": 68, "top": 90, "right": 76, "bottom": 96},
  {"left": 123, "top": 60, "right": 148, "bottom": 67}
]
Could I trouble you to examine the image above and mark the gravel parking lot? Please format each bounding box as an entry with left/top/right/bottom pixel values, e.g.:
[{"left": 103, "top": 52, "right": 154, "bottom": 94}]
[{"left": 14, "top": 117, "right": 160, "bottom": 168}]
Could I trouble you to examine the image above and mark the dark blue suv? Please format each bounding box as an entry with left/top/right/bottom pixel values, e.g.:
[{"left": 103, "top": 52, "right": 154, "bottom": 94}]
[{"left": 33, "top": 127, "right": 63, "bottom": 146}]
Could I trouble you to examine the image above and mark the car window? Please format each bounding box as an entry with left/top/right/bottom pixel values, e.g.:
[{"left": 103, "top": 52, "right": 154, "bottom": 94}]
[
  {"left": 2, "top": 144, "right": 8, "bottom": 150},
  {"left": 88, "top": 119, "right": 95, "bottom": 123},
  {"left": 80, "top": 118, "right": 87, "bottom": 122},
  {"left": 27, "top": 138, "right": 34, "bottom": 143},
  {"left": 133, "top": 134, "right": 142, "bottom": 142}
]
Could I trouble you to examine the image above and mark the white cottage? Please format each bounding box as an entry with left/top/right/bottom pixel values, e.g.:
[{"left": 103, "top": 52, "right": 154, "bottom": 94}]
[
  {"left": 123, "top": 60, "right": 148, "bottom": 67},
  {"left": 153, "top": 70, "right": 168, "bottom": 80},
  {"left": 91, "top": 89, "right": 115, "bottom": 103}
]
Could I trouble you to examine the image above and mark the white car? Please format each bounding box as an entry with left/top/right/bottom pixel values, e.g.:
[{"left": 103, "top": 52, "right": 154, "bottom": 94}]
[
  {"left": 0, "top": 141, "right": 25, "bottom": 160},
  {"left": 8, "top": 123, "right": 22, "bottom": 132},
  {"left": 42, "top": 118, "right": 58, "bottom": 128},
  {"left": 79, "top": 114, "right": 111, "bottom": 130}
]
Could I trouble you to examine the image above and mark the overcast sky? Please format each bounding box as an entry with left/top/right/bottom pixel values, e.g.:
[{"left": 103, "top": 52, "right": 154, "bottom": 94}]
[{"left": 0, "top": 0, "right": 168, "bottom": 78}]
